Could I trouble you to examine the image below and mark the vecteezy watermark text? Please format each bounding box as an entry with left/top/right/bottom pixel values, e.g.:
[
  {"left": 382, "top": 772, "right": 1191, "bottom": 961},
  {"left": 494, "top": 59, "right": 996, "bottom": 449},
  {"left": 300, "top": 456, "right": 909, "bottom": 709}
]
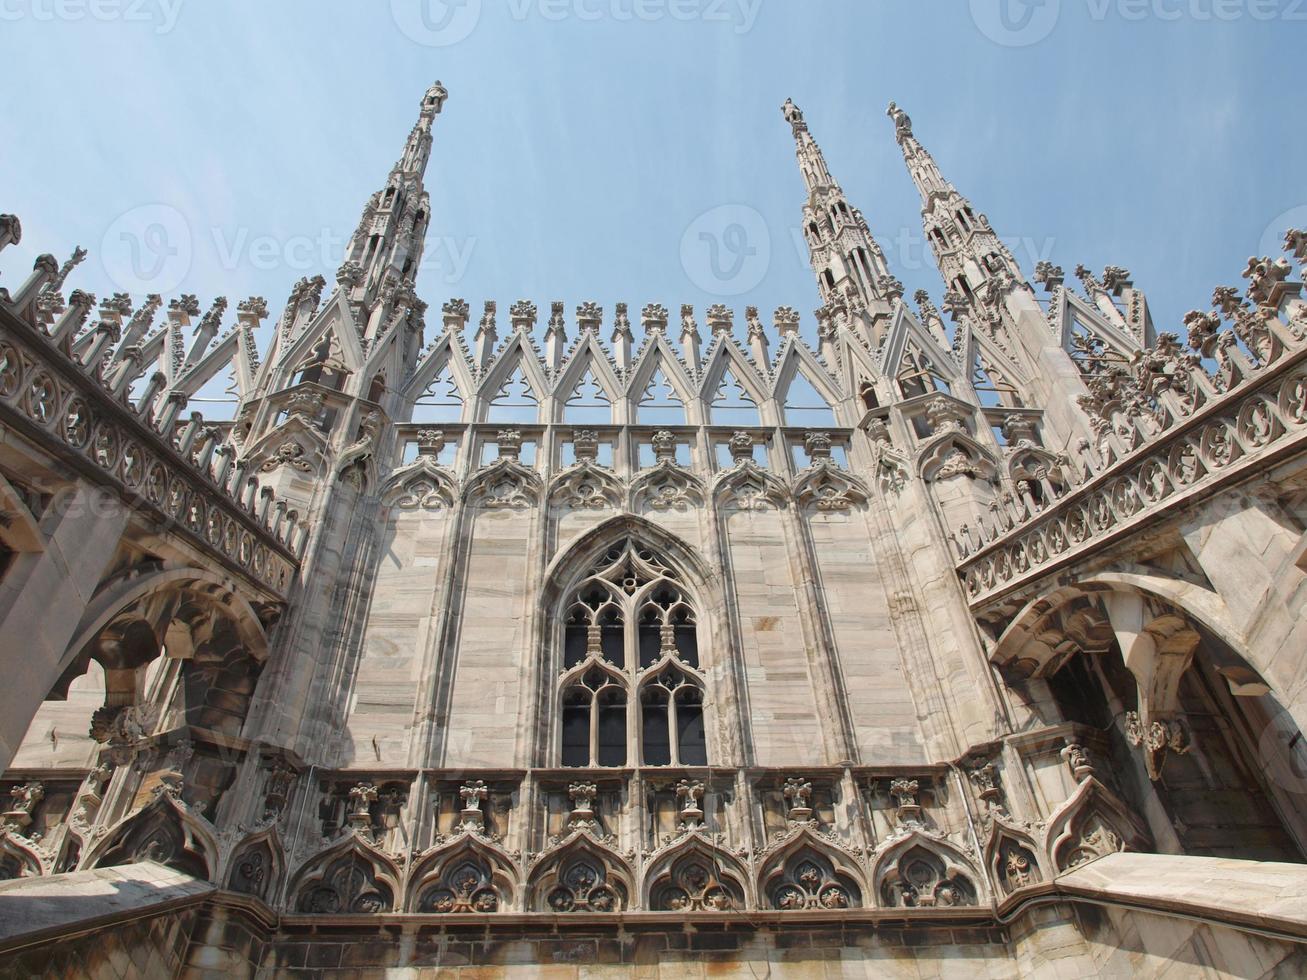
[
  {"left": 391, "top": 0, "right": 762, "bottom": 47},
  {"left": 0, "top": 0, "right": 184, "bottom": 33},
  {"left": 971, "top": 0, "right": 1304, "bottom": 47}
]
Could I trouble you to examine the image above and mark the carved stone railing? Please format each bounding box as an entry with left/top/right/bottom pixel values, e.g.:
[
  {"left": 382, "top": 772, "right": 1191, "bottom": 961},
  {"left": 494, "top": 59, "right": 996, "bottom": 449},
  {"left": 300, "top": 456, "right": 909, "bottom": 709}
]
[
  {"left": 956, "top": 299, "right": 1307, "bottom": 611},
  {"left": 0, "top": 306, "right": 298, "bottom": 599}
]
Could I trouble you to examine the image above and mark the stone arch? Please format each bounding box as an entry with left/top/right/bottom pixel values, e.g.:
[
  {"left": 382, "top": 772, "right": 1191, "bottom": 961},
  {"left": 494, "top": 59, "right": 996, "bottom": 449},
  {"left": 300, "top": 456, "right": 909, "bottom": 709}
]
[
  {"left": 985, "top": 821, "right": 1046, "bottom": 898},
  {"left": 711, "top": 460, "right": 791, "bottom": 512},
  {"left": 462, "top": 457, "right": 542, "bottom": 510},
  {"left": 526, "top": 836, "right": 634, "bottom": 913},
  {"left": 52, "top": 566, "right": 273, "bottom": 743},
  {"left": 918, "top": 431, "right": 999, "bottom": 484},
  {"left": 87, "top": 796, "right": 215, "bottom": 880},
  {"left": 59, "top": 565, "right": 270, "bottom": 682},
  {"left": 1045, "top": 778, "right": 1149, "bottom": 873},
  {"left": 756, "top": 832, "right": 865, "bottom": 911},
  {"left": 792, "top": 461, "right": 870, "bottom": 513},
  {"left": 990, "top": 571, "right": 1244, "bottom": 682},
  {"left": 224, "top": 829, "right": 284, "bottom": 902},
  {"left": 548, "top": 460, "right": 625, "bottom": 512},
  {"left": 380, "top": 458, "right": 458, "bottom": 510},
  {"left": 542, "top": 515, "right": 716, "bottom": 611},
  {"left": 628, "top": 460, "right": 705, "bottom": 514},
  {"left": 872, "top": 833, "right": 982, "bottom": 908},
  {"left": 288, "top": 837, "right": 400, "bottom": 914},
  {"left": 405, "top": 837, "right": 519, "bottom": 913},
  {"left": 0, "top": 833, "right": 45, "bottom": 880},
  {"left": 642, "top": 836, "right": 750, "bottom": 911}
]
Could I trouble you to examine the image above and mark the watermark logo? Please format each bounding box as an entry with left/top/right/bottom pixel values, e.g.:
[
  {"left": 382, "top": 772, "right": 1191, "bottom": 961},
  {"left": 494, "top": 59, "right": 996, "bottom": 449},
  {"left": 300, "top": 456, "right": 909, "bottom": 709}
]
[
  {"left": 100, "top": 203, "right": 192, "bottom": 294},
  {"left": 391, "top": 0, "right": 483, "bottom": 47},
  {"left": 681, "top": 204, "right": 770, "bottom": 297},
  {"left": 970, "top": 0, "right": 1061, "bottom": 46},
  {"left": 0, "top": 0, "right": 185, "bottom": 33}
]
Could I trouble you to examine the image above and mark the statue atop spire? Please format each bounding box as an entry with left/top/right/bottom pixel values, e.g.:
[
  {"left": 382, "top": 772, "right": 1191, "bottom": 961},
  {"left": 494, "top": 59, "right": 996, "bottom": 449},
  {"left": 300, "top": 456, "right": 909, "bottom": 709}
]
[
  {"left": 423, "top": 80, "right": 449, "bottom": 117},
  {"left": 782, "top": 98, "right": 807, "bottom": 138},
  {"left": 886, "top": 101, "right": 913, "bottom": 142}
]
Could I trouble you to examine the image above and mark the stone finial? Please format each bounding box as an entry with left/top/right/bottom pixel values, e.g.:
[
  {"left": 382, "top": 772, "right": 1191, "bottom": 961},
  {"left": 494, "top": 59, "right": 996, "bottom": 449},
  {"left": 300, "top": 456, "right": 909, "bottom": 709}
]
[
  {"left": 417, "top": 429, "right": 445, "bottom": 457},
  {"left": 576, "top": 301, "right": 603, "bottom": 332},
  {"left": 1284, "top": 229, "right": 1307, "bottom": 263},
  {"left": 262, "top": 757, "right": 297, "bottom": 821},
  {"left": 967, "top": 763, "right": 1003, "bottom": 807},
  {"left": 782, "top": 777, "right": 813, "bottom": 823},
  {"left": 168, "top": 293, "right": 201, "bottom": 318},
  {"left": 237, "top": 296, "right": 269, "bottom": 321},
  {"left": 567, "top": 781, "right": 599, "bottom": 831},
  {"left": 336, "top": 261, "right": 364, "bottom": 288},
  {"left": 773, "top": 306, "right": 801, "bottom": 337},
  {"left": 1074, "top": 264, "right": 1103, "bottom": 297},
  {"left": 1211, "top": 285, "right": 1244, "bottom": 316},
  {"left": 573, "top": 430, "right": 599, "bottom": 461},
  {"left": 496, "top": 429, "right": 523, "bottom": 460},
  {"left": 348, "top": 782, "right": 378, "bottom": 836},
  {"left": 651, "top": 430, "right": 677, "bottom": 463},
  {"left": 727, "top": 431, "right": 754, "bottom": 464},
  {"left": 0, "top": 213, "right": 21, "bottom": 251},
  {"left": 676, "top": 779, "right": 705, "bottom": 829},
  {"left": 865, "top": 417, "right": 891, "bottom": 446},
  {"left": 1061, "top": 741, "right": 1094, "bottom": 782},
  {"left": 458, "top": 780, "right": 489, "bottom": 833},
  {"left": 509, "top": 300, "right": 537, "bottom": 331},
  {"left": 925, "top": 395, "right": 967, "bottom": 434},
  {"left": 641, "top": 303, "right": 669, "bottom": 332},
  {"left": 705, "top": 304, "right": 733, "bottom": 337},
  {"left": 889, "top": 777, "right": 923, "bottom": 828},
  {"left": 1101, "top": 266, "right": 1133, "bottom": 294},
  {"left": 612, "top": 302, "right": 632, "bottom": 336},
  {"left": 1033, "top": 261, "right": 1065, "bottom": 292},
  {"left": 1241, "top": 256, "right": 1292, "bottom": 306},
  {"left": 547, "top": 301, "right": 566, "bottom": 333},
  {"left": 804, "top": 431, "right": 833, "bottom": 460},
  {"left": 287, "top": 390, "right": 324, "bottom": 421},
  {"left": 1002, "top": 414, "right": 1037, "bottom": 445},
  {"left": 2, "top": 781, "right": 44, "bottom": 834},
  {"left": 744, "top": 306, "right": 764, "bottom": 339}
]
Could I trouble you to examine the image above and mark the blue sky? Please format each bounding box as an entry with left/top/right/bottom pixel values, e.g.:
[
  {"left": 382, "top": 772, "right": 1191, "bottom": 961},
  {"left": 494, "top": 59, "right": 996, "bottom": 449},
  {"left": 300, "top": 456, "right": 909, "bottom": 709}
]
[{"left": 2, "top": 1, "right": 1302, "bottom": 345}]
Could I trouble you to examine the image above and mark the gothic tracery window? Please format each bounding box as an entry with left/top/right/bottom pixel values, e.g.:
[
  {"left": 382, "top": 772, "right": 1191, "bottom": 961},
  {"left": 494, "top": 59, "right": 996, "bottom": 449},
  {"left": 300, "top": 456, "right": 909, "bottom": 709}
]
[{"left": 558, "top": 540, "right": 706, "bottom": 768}]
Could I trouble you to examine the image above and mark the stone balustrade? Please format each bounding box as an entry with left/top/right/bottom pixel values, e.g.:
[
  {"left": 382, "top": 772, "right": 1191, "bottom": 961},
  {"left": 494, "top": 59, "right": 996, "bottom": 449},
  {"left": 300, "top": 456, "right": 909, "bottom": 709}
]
[
  {"left": 958, "top": 289, "right": 1307, "bottom": 606},
  {"left": 0, "top": 304, "right": 300, "bottom": 598}
]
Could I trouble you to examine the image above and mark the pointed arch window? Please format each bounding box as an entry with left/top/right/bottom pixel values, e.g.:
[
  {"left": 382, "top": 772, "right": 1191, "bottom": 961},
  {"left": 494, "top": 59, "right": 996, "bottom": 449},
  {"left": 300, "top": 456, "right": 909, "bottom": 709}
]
[
  {"left": 557, "top": 540, "right": 706, "bottom": 768},
  {"left": 781, "top": 372, "right": 836, "bottom": 427},
  {"left": 412, "top": 365, "right": 465, "bottom": 423},
  {"left": 563, "top": 370, "right": 613, "bottom": 425},
  {"left": 898, "top": 345, "right": 950, "bottom": 399},
  {"left": 1067, "top": 319, "right": 1128, "bottom": 378},
  {"left": 637, "top": 369, "right": 686, "bottom": 426},
  {"left": 295, "top": 335, "right": 350, "bottom": 392},
  {"left": 486, "top": 366, "right": 539, "bottom": 424},
  {"left": 709, "top": 370, "right": 760, "bottom": 426},
  {"left": 972, "top": 358, "right": 1022, "bottom": 409}
]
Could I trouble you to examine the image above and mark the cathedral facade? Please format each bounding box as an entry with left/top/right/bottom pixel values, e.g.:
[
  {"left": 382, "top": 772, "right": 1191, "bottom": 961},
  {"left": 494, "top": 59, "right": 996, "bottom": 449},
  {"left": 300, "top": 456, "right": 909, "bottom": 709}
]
[{"left": 1, "top": 82, "right": 1307, "bottom": 976}]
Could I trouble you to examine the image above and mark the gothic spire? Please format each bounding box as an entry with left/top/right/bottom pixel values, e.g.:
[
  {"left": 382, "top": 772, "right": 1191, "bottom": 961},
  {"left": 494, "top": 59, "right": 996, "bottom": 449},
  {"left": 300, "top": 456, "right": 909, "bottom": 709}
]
[
  {"left": 886, "top": 101, "right": 1027, "bottom": 313},
  {"left": 333, "top": 81, "right": 448, "bottom": 344},
  {"left": 782, "top": 99, "right": 895, "bottom": 328}
]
